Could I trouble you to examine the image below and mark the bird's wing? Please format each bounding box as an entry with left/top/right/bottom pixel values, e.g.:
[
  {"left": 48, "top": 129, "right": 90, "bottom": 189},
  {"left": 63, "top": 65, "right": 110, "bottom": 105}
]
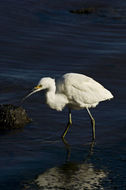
[{"left": 59, "top": 73, "right": 113, "bottom": 105}]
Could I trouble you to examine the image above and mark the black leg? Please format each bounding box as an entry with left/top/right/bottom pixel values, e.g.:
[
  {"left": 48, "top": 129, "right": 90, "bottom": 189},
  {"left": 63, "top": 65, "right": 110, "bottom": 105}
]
[
  {"left": 86, "top": 107, "right": 95, "bottom": 140},
  {"left": 62, "top": 109, "right": 72, "bottom": 139}
]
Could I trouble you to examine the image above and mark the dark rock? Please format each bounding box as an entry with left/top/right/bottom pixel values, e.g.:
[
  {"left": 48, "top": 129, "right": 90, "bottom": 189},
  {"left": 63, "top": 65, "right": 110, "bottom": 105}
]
[
  {"left": 70, "top": 6, "right": 126, "bottom": 21},
  {"left": 0, "top": 104, "right": 31, "bottom": 130},
  {"left": 70, "top": 7, "right": 96, "bottom": 14}
]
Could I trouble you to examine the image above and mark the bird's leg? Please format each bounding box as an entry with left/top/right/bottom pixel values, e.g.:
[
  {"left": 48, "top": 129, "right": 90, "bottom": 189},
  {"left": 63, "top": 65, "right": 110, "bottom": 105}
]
[
  {"left": 62, "top": 109, "right": 72, "bottom": 139},
  {"left": 62, "top": 138, "right": 71, "bottom": 162},
  {"left": 86, "top": 108, "right": 95, "bottom": 140}
]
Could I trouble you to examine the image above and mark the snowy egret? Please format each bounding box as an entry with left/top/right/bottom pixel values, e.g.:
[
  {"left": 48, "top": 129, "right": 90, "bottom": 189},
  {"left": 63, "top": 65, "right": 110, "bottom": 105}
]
[{"left": 24, "top": 73, "right": 113, "bottom": 140}]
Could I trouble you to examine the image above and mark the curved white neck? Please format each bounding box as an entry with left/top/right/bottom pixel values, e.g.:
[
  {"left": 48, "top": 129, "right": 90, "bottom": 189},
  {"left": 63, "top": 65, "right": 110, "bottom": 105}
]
[{"left": 45, "top": 83, "right": 68, "bottom": 111}]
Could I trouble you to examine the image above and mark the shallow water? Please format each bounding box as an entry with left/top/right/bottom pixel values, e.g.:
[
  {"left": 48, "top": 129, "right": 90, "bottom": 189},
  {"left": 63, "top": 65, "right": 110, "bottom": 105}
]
[{"left": 0, "top": 0, "right": 126, "bottom": 189}]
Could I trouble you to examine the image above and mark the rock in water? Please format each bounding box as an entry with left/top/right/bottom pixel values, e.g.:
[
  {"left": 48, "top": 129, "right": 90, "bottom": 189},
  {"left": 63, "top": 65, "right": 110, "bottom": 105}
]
[
  {"left": 0, "top": 104, "right": 31, "bottom": 129},
  {"left": 70, "top": 7, "right": 96, "bottom": 14}
]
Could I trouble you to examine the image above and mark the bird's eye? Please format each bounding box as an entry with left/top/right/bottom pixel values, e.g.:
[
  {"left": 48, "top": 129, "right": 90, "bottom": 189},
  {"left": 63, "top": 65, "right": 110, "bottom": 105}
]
[
  {"left": 38, "top": 84, "right": 42, "bottom": 88},
  {"left": 34, "top": 84, "right": 42, "bottom": 90}
]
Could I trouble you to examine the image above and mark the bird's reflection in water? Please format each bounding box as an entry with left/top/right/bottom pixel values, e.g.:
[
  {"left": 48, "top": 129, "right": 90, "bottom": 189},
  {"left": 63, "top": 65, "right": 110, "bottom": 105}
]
[{"left": 23, "top": 140, "right": 107, "bottom": 190}]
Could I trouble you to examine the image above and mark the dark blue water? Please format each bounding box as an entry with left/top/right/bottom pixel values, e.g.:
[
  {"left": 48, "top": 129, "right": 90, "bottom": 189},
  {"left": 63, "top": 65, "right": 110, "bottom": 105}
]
[{"left": 0, "top": 0, "right": 126, "bottom": 189}]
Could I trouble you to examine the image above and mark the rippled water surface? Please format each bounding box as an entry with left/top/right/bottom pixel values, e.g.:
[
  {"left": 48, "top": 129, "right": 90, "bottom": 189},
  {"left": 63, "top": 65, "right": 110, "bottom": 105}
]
[{"left": 0, "top": 0, "right": 126, "bottom": 189}]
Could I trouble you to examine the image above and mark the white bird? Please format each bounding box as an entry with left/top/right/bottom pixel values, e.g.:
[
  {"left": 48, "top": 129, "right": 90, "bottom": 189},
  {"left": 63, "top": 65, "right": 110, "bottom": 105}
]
[{"left": 23, "top": 73, "right": 113, "bottom": 140}]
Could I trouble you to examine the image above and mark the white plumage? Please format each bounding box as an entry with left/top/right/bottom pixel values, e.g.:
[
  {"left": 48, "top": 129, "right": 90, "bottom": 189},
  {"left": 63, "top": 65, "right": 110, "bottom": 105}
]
[
  {"left": 24, "top": 73, "right": 113, "bottom": 140},
  {"left": 56, "top": 73, "right": 113, "bottom": 110}
]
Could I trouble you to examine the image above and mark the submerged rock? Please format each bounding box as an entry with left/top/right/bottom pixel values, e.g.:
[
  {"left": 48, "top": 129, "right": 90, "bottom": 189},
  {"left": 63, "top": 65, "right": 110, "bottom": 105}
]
[
  {"left": 70, "top": 7, "right": 96, "bottom": 14},
  {"left": 0, "top": 104, "right": 31, "bottom": 130},
  {"left": 70, "top": 6, "right": 126, "bottom": 20}
]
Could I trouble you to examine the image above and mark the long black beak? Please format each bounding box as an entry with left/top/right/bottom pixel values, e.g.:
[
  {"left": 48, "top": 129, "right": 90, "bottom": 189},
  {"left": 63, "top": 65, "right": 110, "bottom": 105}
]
[{"left": 21, "top": 86, "right": 42, "bottom": 103}]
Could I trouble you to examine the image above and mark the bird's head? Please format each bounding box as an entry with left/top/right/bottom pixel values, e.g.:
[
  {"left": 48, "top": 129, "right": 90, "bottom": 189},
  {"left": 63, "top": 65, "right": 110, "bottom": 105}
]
[{"left": 22, "top": 77, "right": 55, "bottom": 102}]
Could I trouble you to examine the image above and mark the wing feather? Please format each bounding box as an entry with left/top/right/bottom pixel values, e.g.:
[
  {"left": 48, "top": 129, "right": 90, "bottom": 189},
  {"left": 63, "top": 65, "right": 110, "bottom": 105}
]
[{"left": 56, "top": 73, "right": 113, "bottom": 107}]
